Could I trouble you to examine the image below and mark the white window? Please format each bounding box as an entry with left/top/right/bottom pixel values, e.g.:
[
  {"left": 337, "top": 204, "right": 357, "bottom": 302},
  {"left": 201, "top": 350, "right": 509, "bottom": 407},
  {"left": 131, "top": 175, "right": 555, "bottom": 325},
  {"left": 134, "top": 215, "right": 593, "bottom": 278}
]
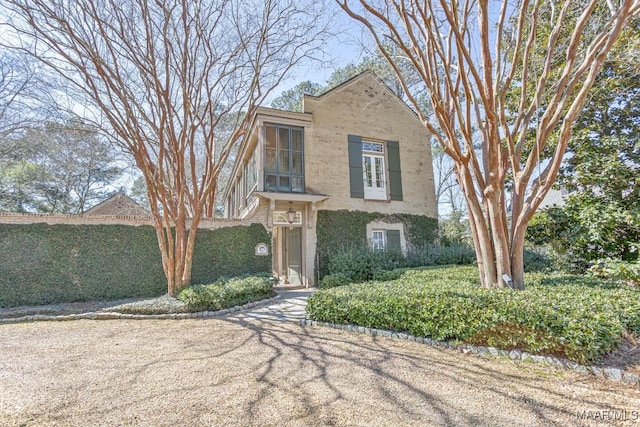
[
  {"left": 362, "top": 141, "right": 386, "bottom": 200},
  {"left": 371, "top": 230, "right": 385, "bottom": 250}
]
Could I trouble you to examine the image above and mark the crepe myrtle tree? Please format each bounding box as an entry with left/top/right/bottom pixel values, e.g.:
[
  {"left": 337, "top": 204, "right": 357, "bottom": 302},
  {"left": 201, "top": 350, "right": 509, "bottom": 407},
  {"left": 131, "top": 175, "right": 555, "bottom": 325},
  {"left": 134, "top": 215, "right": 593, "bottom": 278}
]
[
  {"left": 337, "top": 0, "right": 640, "bottom": 289},
  {"left": 2, "top": 0, "right": 332, "bottom": 295}
]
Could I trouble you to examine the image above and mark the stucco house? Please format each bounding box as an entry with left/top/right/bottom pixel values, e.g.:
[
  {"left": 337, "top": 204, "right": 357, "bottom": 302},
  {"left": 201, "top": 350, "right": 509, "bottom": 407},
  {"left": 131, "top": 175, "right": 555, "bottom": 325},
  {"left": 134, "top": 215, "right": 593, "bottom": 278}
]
[{"left": 222, "top": 71, "right": 437, "bottom": 287}]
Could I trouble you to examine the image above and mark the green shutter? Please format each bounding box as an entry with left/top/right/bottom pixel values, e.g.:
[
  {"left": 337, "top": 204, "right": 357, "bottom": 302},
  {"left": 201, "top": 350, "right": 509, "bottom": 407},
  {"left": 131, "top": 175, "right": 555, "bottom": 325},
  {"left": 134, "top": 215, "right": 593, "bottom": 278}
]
[
  {"left": 386, "top": 229, "right": 401, "bottom": 252},
  {"left": 348, "top": 134, "right": 364, "bottom": 198},
  {"left": 387, "top": 140, "right": 403, "bottom": 201}
]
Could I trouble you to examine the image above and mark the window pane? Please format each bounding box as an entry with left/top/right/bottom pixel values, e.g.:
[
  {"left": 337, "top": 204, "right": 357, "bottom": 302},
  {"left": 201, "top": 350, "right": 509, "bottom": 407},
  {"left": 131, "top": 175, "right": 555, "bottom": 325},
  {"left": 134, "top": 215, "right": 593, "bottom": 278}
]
[
  {"left": 279, "top": 149, "right": 290, "bottom": 172},
  {"left": 263, "top": 124, "right": 304, "bottom": 194},
  {"left": 363, "top": 142, "right": 384, "bottom": 153},
  {"left": 266, "top": 125, "right": 277, "bottom": 148},
  {"left": 292, "top": 152, "right": 303, "bottom": 174},
  {"left": 375, "top": 157, "right": 385, "bottom": 188},
  {"left": 265, "top": 174, "right": 277, "bottom": 191},
  {"left": 279, "top": 127, "right": 290, "bottom": 149},
  {"left": 363, "top": 156, "right": 373, "bottom": 187},
  {"left": 292, "top": 128, "right": 303, "bottom": 151},
  {"left": 292, "top": 176, "right": 304, "bottom": 192},
  {"left": 265, "top": 148, "right": 277, "bottom": 172},
  {"left": 372, "top": 231, "right": 385, "bottom": 250},
  {"left": 278, "top": 176, "right": 291, "bottom": 192}
]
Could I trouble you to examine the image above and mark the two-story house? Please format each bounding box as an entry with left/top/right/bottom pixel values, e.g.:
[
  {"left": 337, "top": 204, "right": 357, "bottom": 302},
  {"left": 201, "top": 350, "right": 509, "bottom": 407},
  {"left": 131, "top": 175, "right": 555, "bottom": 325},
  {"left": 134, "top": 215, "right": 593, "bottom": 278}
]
[{"left": 223, "top": 71, "right": 437, "bottom": 287}]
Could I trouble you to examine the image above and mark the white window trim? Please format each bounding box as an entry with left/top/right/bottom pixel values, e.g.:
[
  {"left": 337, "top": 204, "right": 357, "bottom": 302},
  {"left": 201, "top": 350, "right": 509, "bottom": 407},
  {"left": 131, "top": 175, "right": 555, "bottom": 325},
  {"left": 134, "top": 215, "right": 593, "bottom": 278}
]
[
  {"left": 366, "top": 222, "right": 407, "bottom": 253},
  {"left": 362, "top": 140, "right": 387, "bottom": 200}
]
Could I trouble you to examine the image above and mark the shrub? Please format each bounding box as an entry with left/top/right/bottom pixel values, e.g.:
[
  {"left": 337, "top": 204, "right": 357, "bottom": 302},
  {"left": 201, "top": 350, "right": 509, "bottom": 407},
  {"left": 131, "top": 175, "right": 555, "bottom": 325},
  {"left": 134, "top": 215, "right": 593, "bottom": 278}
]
[
  {"left": 178, "top": 274, "right": 275, "bottom": 311},
  {"left": 523, "top": 247, "right": 554, "bottom": 272},
  {"left": 320, "top": 273, "right": 352, "bottom": 289},
  {"left": 0, "top": 223, "right": 271, "bottom": 308},
  {"left": 306, "top": 265, "right": 639, "bottom": 364},
  {"left": 328, "top": 247, "right": 405, "bottom": 282},
  {"left": 325, "top": 244, "right": 475, "bottom": 285},
  {"left": 589, "top": 258, "right": 640, "bottom": 287},
  {"left": 405, "top": 244, "right": 476, "bottom": 267},
  {"left": 371, "top": 268, "right": 408, "bottom": 282},
  {"left": 0, "top": 223, "right": 166, "bottom": 307}
]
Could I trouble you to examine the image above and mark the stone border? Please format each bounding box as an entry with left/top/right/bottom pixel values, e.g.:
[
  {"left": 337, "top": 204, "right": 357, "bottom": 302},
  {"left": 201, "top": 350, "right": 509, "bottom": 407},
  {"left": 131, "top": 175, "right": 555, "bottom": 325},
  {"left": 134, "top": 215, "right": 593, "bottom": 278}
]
[
  {"left": 0, "top": 295, "right": 281, "bottom": 324},
  {"left": 300, "top": 319, "right": 640, "bottom": 387}
]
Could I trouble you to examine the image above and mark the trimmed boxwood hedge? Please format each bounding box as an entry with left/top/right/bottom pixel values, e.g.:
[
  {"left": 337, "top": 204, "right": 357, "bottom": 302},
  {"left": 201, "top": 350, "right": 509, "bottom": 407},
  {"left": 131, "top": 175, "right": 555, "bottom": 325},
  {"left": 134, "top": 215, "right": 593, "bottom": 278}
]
[
  {"left": 306, "top": 265, "right": 640, "bottom": 364},
  {"left": 0, "top": 223, "right": 271, "bottom": 307},
  {"left": 178, "top": 274, "right": 276, "bottom": 311}
]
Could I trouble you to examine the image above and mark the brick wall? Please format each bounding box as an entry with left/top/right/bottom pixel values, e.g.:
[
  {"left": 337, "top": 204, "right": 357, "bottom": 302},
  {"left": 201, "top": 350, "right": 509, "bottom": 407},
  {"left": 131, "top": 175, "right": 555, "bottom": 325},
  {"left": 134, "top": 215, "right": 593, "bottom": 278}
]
[{"left": 0, "top": 212, "right": 262, "bottom": 230}]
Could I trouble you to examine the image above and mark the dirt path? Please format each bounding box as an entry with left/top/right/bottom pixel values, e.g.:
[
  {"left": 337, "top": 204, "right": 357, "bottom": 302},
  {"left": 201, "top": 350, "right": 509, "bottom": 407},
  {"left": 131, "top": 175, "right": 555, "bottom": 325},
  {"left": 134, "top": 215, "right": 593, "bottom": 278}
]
[{"left": 1, "top": 316, "right": 639, "bottom": 426}]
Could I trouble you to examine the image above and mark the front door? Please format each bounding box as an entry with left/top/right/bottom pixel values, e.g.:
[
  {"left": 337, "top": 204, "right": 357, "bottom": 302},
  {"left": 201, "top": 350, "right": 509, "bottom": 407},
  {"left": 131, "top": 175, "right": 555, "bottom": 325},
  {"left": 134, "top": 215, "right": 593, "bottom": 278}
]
[{"left": 281, "top": 227, "right": 302, "bottom": 285}]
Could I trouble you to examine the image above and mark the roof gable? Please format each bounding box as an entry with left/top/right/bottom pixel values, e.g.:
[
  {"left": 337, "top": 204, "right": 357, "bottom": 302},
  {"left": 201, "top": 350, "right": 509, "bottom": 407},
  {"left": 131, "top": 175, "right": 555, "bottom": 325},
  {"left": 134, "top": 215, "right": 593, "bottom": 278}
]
[
  {"left": 303, "top": 70, "right": 419, "bottom": 118},
  {"left": 84, "top": 193, "right": 149, "bottom": 216}
]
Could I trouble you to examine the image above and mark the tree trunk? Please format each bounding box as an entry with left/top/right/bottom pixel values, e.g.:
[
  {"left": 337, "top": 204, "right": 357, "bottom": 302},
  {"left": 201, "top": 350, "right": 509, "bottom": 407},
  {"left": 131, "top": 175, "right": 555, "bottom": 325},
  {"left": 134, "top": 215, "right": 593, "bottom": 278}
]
[
  {"left": 456, "top": 166, "right": 500, "bottom": 289},
  {"left": 510, "top": 227, "right": 527, "bottom": 291}
]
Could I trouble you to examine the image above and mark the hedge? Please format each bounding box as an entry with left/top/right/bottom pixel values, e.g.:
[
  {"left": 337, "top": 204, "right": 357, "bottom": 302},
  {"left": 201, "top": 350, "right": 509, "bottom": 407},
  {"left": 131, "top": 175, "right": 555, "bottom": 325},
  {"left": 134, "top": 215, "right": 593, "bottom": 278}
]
[
  {"left": 178, "top": 274, "right": 276, "bottom": 311},
  {"left": 325, "top": 244, "right": 476, "bottom": 285},
  {"left": 0, "top": 223, "right": 271, "bottom": 307},
  {"left": 316, "top": 210, "right": 438, "bottom": 277},
  {"left": 191, "top": 224, "right": 272, "bottom": 284},
  {"left": 306, "top": 265, "right": 640, "bottom": 364}
]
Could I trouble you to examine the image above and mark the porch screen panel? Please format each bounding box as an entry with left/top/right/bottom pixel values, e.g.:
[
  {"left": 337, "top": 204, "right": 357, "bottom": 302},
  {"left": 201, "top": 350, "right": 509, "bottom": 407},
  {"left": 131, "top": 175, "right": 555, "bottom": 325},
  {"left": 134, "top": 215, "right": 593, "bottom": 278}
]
[{"left": 264, "top": 123, "right": 304, "bottom": 193}]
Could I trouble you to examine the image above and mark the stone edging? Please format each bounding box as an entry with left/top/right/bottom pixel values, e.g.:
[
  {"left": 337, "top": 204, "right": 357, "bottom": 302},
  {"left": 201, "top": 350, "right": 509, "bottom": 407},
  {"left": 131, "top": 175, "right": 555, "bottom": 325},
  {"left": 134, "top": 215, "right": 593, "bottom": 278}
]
[
  {"left": 299, "top": 319, "right": 640, "bottom": 387},
  {"left": 0, "top": 295, "right": 282, "bottom": 324}
]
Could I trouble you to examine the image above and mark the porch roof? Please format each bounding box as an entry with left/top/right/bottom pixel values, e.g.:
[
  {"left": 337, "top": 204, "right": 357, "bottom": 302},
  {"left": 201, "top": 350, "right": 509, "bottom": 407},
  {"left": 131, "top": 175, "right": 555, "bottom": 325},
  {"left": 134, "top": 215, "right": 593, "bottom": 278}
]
[{"left": 254, "top": 192, "right": 329, "bottom": 204}]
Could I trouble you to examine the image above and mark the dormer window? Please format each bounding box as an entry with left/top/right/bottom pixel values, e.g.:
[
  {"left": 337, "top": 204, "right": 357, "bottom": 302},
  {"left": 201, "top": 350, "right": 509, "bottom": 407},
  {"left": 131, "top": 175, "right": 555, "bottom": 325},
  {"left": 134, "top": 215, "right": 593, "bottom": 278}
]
[{"left": 264, "top": 123, "right": 304, "bottom": 193}]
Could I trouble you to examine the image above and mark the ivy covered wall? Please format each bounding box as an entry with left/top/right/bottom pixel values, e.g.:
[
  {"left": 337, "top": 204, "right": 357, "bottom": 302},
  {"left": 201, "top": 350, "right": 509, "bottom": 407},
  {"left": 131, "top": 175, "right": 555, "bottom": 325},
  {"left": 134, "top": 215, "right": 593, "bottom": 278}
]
[
  {"left": 0, "top": 223, "right": 271, "bottom": 307},
  {"left": 316, "top": 210, "right": 438, "bottom": 276}
]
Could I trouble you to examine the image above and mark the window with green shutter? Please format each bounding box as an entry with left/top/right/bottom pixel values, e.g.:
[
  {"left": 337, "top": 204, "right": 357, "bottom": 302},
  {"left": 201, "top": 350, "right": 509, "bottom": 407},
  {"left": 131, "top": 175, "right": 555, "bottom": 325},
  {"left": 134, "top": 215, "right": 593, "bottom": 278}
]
[
  {"left": 387, "top": 140, "right": 403, "bottom": 201},
  {"left": 386, "top": 229, "right": 401, "bottom": 252},
  {"left": 348, "top": 135, "right": 403, "bottom": 201},
  {"left": 368, "top": 228, "right": 403, "bottom": 252},
  {"left": 348, "top": 134, "right": 364, "bottom": 198}
]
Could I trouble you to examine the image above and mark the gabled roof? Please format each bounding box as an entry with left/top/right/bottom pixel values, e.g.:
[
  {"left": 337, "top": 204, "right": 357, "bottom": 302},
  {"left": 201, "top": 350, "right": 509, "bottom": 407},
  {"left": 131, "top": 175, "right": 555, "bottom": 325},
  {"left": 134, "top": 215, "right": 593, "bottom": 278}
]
[
  {"left": 303, "top": 69, "right": 419, "bottom": 117},
  {"left": 84, "top": 192, "right": 149, "bottom": 216}
]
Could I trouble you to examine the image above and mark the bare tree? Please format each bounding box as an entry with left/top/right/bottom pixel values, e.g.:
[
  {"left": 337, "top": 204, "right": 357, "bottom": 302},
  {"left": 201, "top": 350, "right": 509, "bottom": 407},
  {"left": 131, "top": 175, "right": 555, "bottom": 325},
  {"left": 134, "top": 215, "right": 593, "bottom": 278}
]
[
  {"left": 432, "top": 142, "right": 464, "bottom": 214},
  {"left": 338, "top": 0, "right": 639, "bottom": 289},
  {"left": 0, "top": 51, "right": 35, "bottom": 144},
  {"left": 2, "top": 0, "right": 332, "bottom": 295}
]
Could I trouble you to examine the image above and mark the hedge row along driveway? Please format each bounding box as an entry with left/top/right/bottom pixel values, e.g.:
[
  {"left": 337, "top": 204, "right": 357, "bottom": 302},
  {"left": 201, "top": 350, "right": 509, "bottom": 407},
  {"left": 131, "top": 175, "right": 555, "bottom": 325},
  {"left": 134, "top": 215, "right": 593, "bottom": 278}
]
[
  {"left": 306, "top": 265, "right": 640, "bottom": 364},
  {"left": 0, "top": 223, "right": 271, "bottom": 307}
]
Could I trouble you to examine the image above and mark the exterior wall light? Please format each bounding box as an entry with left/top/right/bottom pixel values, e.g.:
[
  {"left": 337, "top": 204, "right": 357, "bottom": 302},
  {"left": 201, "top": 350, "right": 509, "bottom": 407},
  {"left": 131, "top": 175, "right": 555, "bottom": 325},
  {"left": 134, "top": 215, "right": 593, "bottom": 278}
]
[{"left": 286, "top": 203, "right": 297, "bottom": 224}]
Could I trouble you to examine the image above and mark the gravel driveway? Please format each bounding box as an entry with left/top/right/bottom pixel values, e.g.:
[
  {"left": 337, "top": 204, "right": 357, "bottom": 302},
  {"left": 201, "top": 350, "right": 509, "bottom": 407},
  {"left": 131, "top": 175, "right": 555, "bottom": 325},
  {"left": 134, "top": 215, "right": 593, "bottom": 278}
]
[{"left": 1, "top": 309, "right": 639, "bottom": 426}]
